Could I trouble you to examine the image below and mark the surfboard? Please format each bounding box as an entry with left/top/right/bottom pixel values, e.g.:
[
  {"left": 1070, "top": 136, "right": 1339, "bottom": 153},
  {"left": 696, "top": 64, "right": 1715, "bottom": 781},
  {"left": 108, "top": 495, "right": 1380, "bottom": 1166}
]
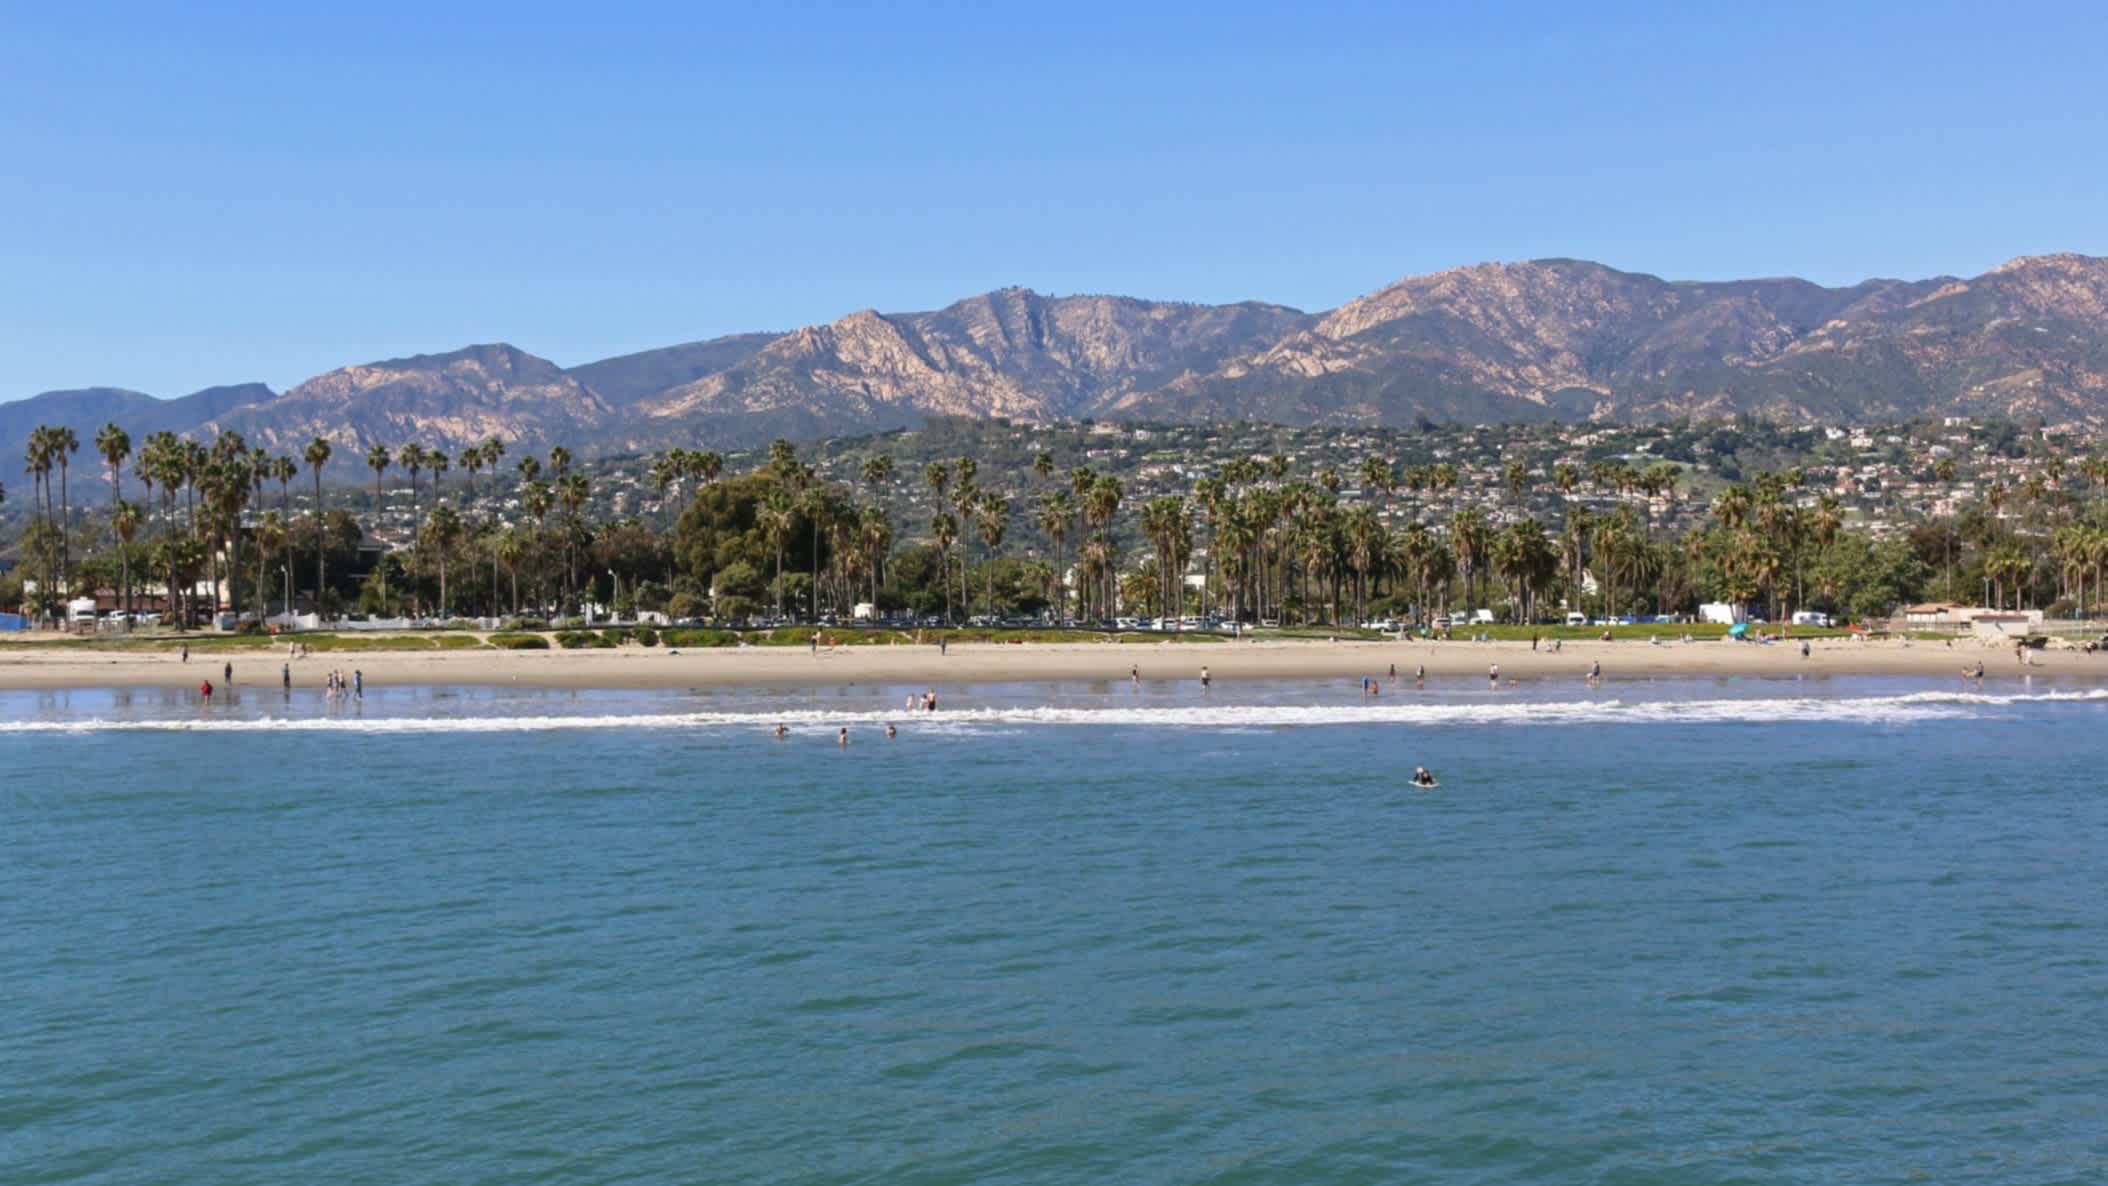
[{"left": 1412, "top": 781, "right": 1439, "bottom": 790}]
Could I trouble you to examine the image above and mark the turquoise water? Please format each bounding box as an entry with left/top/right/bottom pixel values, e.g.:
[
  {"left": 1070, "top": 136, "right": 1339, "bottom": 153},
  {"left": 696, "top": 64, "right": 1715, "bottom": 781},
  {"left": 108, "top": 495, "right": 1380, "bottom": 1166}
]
[{"left": 6, "top": 677, "right": 2107, "bottom": 1184}]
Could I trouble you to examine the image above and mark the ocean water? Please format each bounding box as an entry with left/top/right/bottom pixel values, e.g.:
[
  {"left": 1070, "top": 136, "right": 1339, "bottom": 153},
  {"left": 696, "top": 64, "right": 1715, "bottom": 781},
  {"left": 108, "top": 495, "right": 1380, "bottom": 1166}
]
[{"left": 5, "top": 675, "right": 2106, "bottom": 1184}]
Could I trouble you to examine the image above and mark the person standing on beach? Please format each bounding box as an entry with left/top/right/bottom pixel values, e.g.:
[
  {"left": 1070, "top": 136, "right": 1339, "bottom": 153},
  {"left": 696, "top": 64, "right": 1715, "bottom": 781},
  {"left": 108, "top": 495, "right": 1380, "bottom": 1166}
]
[
  {"left": 1588, "top": 659, "right": 1601, "bottom": 682},
  {"left": 199, "top": 680, "right": 213, "bottom": 701},
  {"left": 180, "top": 644, "right": 189, "bottom": 663},
  {"left": 282, "top": 663, "right": 291, "bottom": 689},
  {"left": 1488, "top": 663, "right": 1500, "bottom": 687},
  {"left": 353, "top": 670, "right": 363, "bottom": 698},
  {"left": 1130, "top": 665, "right": 1139, "bottom": 686},
  {"left": 1415, "top": 664, "right": 1425, "bottom": 686},
  {"left": 1200, "top": 666, "right": 1211, "bottom": 692}
]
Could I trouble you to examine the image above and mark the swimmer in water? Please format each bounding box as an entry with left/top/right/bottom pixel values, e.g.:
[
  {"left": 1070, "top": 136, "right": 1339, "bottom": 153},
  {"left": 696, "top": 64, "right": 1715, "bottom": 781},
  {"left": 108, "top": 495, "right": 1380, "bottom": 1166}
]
[
  {"left": 837, "top": 727, "right": 850, "bottom": 746},
  {"left": 773, "top": 723, "right": 788, "bottom": 739},
  {"left": 885, "top": 723, "right": 897, "bottom": 739},
  {"left": 1411, "top": 766, "right": 1436, "bottom": 787},
  {"left": 1415, "top": 664, "right": 1425, "bottom": 685},
  {"left": 1488, "top": 662, "right": 1500, "bottom": 687},
  {"left": 1200, "top": 666, "right": 1211, "bottom": 691}
]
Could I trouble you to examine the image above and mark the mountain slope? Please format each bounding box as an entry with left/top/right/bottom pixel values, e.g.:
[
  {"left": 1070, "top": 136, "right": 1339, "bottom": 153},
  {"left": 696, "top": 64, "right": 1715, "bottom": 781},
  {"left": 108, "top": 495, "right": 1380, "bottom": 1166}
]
[
  {"left": 0, "top": 382, "right": 275, "bottom": 475},
  {"left": 10, "top": 255, "right": 2108, "bottom": 459},
  {"left": 566, "top": 333, "right": 782, "bottom": 405},
  {"left": 208, "top": 344, "right": 609, "bottom": 456},
  {"left": 618, "top": 288, "right": 1316, "bottom": 445}
]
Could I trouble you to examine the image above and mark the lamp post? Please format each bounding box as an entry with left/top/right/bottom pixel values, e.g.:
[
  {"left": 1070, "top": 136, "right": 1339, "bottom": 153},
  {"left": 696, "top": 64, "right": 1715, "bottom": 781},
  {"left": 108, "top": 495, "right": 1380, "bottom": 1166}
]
[
  {"left": 608, "top": 569, "right": 619, "bottom": 623},
  {"left": 282, "top": 564, "right": 291, "bottom": 622}
]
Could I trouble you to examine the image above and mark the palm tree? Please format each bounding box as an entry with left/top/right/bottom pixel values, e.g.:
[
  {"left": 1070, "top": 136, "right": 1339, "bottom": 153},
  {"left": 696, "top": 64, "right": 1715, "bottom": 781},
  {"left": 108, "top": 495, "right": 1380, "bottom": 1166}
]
[
  {"left": 1084, "top": 475, "right": 1123, "bottom": 618},
  {"left": 1553, "top": 463, "right": 1580, "bottom": 501},
  {"left": 1342, "top": 505, "right": 1382, "bottom": 622},
  {"left": 496, "top": 527, "right": 526, "bottom": 614},
  {"left": 96, "top": 423, "right": 131, "bottom": 508},
  {"left": 52, "top": 425, "right": 80, "bottom": 580},
  {"left": 366, "top": 444, "right": 391, "bottom": 525},
  {"left": 1359, "top": 456, "right": 1394, "bottom": 512},
  {"left": 762, "top": 490, "right": 796, "bottom": 618},
  {"left": 112, "top": 498, "right": 142, "bottom": 623},
  {"left": 1986, "top": 543, "right": 2031, "bottom": 611},
  {"left": 426, "top": 448, "right": 451, "bottom": 504},
  {"left": 304, "top": 437, "right": 332, "bottom": 614},
  {"left": 1503, "top": 460, "right": 1529, "bottom": 506},
  {"left": 462, "top": 443, "right": 485, "bottom": 504},
  {"left": 931, "top": 511, "right": 959, "bottom": 623},
  {"left": 477, "top": 437, "right": 506, "bottom": 508},
  {"left": 424, "top": 503, "right": 463, "bottom": 613},
  {"left": 1449, "top": 507, "right": 1488, "bottom": 612},
  {"left": 976, "top": 493, "right": 1008, "bottom": 618},
  {"left": 271, "top": 455, "right": 298, "bottom": 515},
  {"left": 862, "top": 454, "right": 894, "bottom": 494},
  {"left": 399, "top": 443, "right": 427, "bottom": 534},
  {"left": 23, "top": 427, "right": 54, "bottom": 589},
  {"left": 795, "top": 486, "right": 830, "bottom": 621},
  {"left": 857, "top": 504, "right": 893, "bottom": 610},
  {"left": 521, "top": 479, "right": 553, "bottom": 612},
  {"left": 1039, "top": 491, "right": 1075, "bottom": 621},
  {"left": 555, "top": 471, "right": 590, "bottom": 612},
  {"left": 253, "top": 511, "right": 285, "bottom": 621}
]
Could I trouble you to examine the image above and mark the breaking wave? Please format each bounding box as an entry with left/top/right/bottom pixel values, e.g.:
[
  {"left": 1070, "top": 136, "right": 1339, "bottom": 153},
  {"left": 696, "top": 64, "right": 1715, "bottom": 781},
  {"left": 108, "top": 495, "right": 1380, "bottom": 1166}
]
[{"left": 2, "top": 689, "right": 2103, "bottom": 735}]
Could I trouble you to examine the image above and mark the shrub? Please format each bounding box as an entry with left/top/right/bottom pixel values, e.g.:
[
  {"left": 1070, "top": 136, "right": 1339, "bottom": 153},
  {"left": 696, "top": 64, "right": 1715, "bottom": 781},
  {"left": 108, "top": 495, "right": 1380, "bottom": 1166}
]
[
  {"left": 554, "top": 630, "right": 613, "bottom": 649},
  {"left": 634, "top": 626, "right": 659, "bottom": 647},
  {"left": 662, "top": 628, "right": 738, "bottom": 648},
  {"left": 554, "top": 616, "right": 588, "bottom": 630},
  {"left": 490, "top": 633, "right": 550, "bottom": 650},
  {"left": 498, "top": 616, "right": 548, "bottom": 632}
]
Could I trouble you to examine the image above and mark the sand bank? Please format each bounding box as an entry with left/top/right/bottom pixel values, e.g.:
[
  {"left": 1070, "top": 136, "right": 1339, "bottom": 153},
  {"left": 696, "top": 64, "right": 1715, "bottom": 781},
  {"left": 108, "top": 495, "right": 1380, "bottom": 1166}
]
[{"left": 1, "top": 634, "right": 2098, "bottom": 691}]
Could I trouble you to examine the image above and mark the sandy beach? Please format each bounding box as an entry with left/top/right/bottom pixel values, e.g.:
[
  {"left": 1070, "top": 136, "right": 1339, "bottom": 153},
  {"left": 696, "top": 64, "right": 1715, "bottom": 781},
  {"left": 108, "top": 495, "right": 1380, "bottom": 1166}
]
[{"left": 1, "top": 634, "right": 2099, "bottom": 691}]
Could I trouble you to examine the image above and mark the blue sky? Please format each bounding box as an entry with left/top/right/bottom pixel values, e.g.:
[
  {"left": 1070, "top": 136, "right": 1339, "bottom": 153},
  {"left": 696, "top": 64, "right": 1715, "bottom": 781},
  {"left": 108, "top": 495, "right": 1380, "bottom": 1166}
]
[{"left": 3, "top": 1, "right": 2105, "bottom": 400}]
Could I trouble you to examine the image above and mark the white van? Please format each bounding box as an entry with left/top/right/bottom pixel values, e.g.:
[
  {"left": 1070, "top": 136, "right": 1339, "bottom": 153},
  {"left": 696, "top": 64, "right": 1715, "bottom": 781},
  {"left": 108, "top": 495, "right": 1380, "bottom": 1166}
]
[{"left": 1565, "top": 611, "right": 1587, "bottom": 626}]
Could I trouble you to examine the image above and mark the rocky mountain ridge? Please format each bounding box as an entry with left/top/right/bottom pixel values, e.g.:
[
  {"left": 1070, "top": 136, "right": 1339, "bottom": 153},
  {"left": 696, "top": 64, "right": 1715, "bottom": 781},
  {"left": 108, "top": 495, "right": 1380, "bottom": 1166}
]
[{"left": 7, "top": 254, "right": 2107, "bottom": 467}]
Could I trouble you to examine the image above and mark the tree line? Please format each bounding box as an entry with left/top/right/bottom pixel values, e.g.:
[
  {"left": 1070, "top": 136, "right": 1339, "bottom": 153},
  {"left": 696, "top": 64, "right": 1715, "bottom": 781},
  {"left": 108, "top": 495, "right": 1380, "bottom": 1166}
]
[{"left": 8, "top": 420, "right": 2108, "bottom": 627}]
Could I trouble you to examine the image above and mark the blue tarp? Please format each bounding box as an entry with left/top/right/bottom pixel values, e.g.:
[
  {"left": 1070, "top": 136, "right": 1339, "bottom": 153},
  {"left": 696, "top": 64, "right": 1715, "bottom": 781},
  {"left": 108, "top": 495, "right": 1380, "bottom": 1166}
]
[{"left": 0, "top": 613, "right": 27, "bottom": 632}]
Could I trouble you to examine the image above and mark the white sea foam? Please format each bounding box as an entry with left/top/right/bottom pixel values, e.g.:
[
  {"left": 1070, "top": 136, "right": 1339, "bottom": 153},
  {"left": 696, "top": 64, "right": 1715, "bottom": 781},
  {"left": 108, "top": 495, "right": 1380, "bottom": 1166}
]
[{"left": 2, "top": 689, "right": 2102, "bottom": 734}]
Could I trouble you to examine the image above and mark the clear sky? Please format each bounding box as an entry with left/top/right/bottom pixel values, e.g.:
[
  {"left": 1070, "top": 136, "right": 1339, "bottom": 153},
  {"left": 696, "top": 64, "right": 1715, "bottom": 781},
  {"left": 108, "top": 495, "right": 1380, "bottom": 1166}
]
[{"left": 4, "top": 1, "right": 2105, "bottom": 400}]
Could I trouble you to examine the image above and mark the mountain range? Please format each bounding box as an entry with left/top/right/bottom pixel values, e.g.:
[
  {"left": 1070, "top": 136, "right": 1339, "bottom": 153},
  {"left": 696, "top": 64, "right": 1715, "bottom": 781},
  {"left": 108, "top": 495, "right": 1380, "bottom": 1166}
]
[{"left": 8, "top": 254, "right": 2108, "bottom": 468}]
